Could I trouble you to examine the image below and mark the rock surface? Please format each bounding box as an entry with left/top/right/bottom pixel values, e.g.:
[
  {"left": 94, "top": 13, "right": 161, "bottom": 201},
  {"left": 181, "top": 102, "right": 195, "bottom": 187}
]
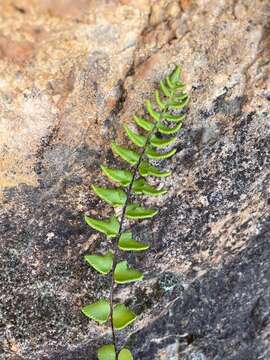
[{"left": 0, "top": 0, "right": 269, "bottom": 359}]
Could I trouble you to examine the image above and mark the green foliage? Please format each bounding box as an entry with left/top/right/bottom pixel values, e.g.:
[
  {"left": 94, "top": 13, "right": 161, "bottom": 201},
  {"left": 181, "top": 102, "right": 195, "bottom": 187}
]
[
  {"left": 85, "top": 251, "right": 114, "bottom": 275},
  {"left": 97, "top": 346, "right": 133, "bottom": 360},
  {"left": 101, "top": 166, "right": 132, "bottom": 186},
  {"left": 168, "top": 96, "right": 189, "bottom": 110},
  {"left": 97, "top": 344, "right": 116, "bottom": 360},
  {"left": 157, "top": 121, "right": 182, "bottom": 135},
  {"left": 155, "top": 90, "right": 166, "bottom": 110},
  {"left": 111, "top": 142, "right": 140, "bottom": 165},
  {"left": 82, "top": 65, "right": 189, "bottom": 359},
  {"left": 163, "top": 113, "right": 186, "bottom": 122},
  {"left": 126, "top": 204, "right": 158, "bottom": 219},
  {"left": 124, "top": 126, "right": 147, "bottom": 147},
  {"left": 85, "top": 215, "right": 120, "bottom": 238},
  {"left": 114, "top": 260, "right": 143, "bottom": 284},
  {"left": 81, "top": 299, "right": 110, "bottom": 324},
  {"left": 118, "top": 231, "right": 149, "bottom": 251},
  {"left": 146, "top": 147, "right": 177, "bottom": 160},
  {"left": 113, "top": 304, "right": 137, "bottom": 330},
  {"left": 133, "top": 115, "right": 154, "bottom": 132},
  {"left": 160, "top": 79, "right": 171, "bottom": 97},
  {"left": 145, "top": 99, "right": 160, "bottom": 121},
  {"left": 92, "top": 185, "right": 127, "bottom": 207},
  {"left": 119, "top": 349, "right": 133, "bottom": 360},
  {"left": 139, "top": 160, "right": 171, "bottom": 177},
  {"left": 170, "top": 65, "right": 181, "bottom": 82},
  {"left": 150, "top": 135, "right": 177, "bottom": 148},
  {"left": 132, "top": 178, "right": 167, "bottom": 196}
]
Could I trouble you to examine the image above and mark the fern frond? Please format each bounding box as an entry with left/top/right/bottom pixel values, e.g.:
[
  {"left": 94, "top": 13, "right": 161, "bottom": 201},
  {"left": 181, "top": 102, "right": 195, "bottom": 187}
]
[{"left": 82, "top": 64, "right": 189, "bottom": 358}]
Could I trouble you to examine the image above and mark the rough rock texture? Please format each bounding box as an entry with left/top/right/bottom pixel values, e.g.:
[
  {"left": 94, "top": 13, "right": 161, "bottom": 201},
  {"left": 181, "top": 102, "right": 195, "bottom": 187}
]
[{"left": 0, "top": 0, "right": 269, "bottom": 359}]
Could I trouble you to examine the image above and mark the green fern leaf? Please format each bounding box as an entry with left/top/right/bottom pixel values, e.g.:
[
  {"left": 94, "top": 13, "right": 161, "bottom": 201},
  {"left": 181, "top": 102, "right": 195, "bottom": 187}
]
[
  {"left": 158, "top": 122, "right": 182, "bottom": 135},
  {"left": 119, "top": 348, "right": 133, "bottom": 360},
  {"left": 145, "top": 100, "right": 160, "bottom": 121},
  {"left": 160, "top": 79, "right": 171, "bottom": 97},
  {"left": 166, "top": 75, "right": 174, "bottom": 89},
  {"left": 146, "top": 147, "right": 177, "bottom": 160},
  {"left": 163, "top": 113, "right": 186, "bottom": 122},
  {"left": 97, "top": 344, "right": 116, "bottom": 360},
  {"left": 124, "top": 126, "right": 147, "bottom": 147},
  {"left": 126, "top": 204, "right": 158, "bottom": 219},
  {"left": 114, "top": 260, "right": 143, "bottom": 284},
  {"left": 168, "top": 96, "right": 189, "bottom": 110},
  {"left": 173, "top": 92, "right": 188, "bottom": 101},
  {"left": 101, "top": 166, "right": 132, "bottom": 187},
  {"left": 155, "top": 90, "right": 166, "bottom": 110},
  {"left": 111, "top": 143, "right": 140, "bottom": 165},
  {"left": 133, "top": 115, "right": 154, "bottom": 132},
  {"left": 118, "top": 231, "right": 149, "bottom": 251},
  {"left": 169, "top": 65, "right": 181, "bottom": 83},
  {"left": 82, "top": 299, "right": 110, "bottom": 324},
  {"left": 85, "top": 251, "right": 114, "bottom": 275},
  {"left": 113, "top": 304, "right": 136, "bottom": 330},
  {"left": 92, "top": 185, "right": 127, "bottom": 207},
  {"left": 85, "top": 215, "right": 120, "bottom": 237},
  {"left": 150, "top": 135, "right": 177, "bottom": 148},
  {"left": 174, "top": 82, "right": 186, "bottom": 91},
  {"left": 139, "top": 160, "right": 171, "bottom": 177},
  {"left": 132, "top": 178, "right": 167, "bottom": 196}
]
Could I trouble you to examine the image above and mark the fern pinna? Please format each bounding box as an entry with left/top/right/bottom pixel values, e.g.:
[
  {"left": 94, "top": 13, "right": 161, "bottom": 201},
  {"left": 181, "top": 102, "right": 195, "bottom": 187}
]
[{"left": 82, "top": 65, "right": 189, "bottom": 360}]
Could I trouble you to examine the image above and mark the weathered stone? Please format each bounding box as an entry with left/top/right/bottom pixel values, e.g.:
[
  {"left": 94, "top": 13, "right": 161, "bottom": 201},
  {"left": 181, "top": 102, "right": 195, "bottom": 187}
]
[{"left": 0, "top": 0, "right": 269, "bottom": 359}]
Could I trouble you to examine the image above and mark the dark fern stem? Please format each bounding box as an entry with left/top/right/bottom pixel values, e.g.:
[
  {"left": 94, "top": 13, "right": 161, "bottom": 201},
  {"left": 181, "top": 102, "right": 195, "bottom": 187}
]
[
  {"left": 109, "top": 125, "right": 156, "bottom": 354},
  {"left": 81, "top": 65, "right": 189, "bottom": 360}
]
